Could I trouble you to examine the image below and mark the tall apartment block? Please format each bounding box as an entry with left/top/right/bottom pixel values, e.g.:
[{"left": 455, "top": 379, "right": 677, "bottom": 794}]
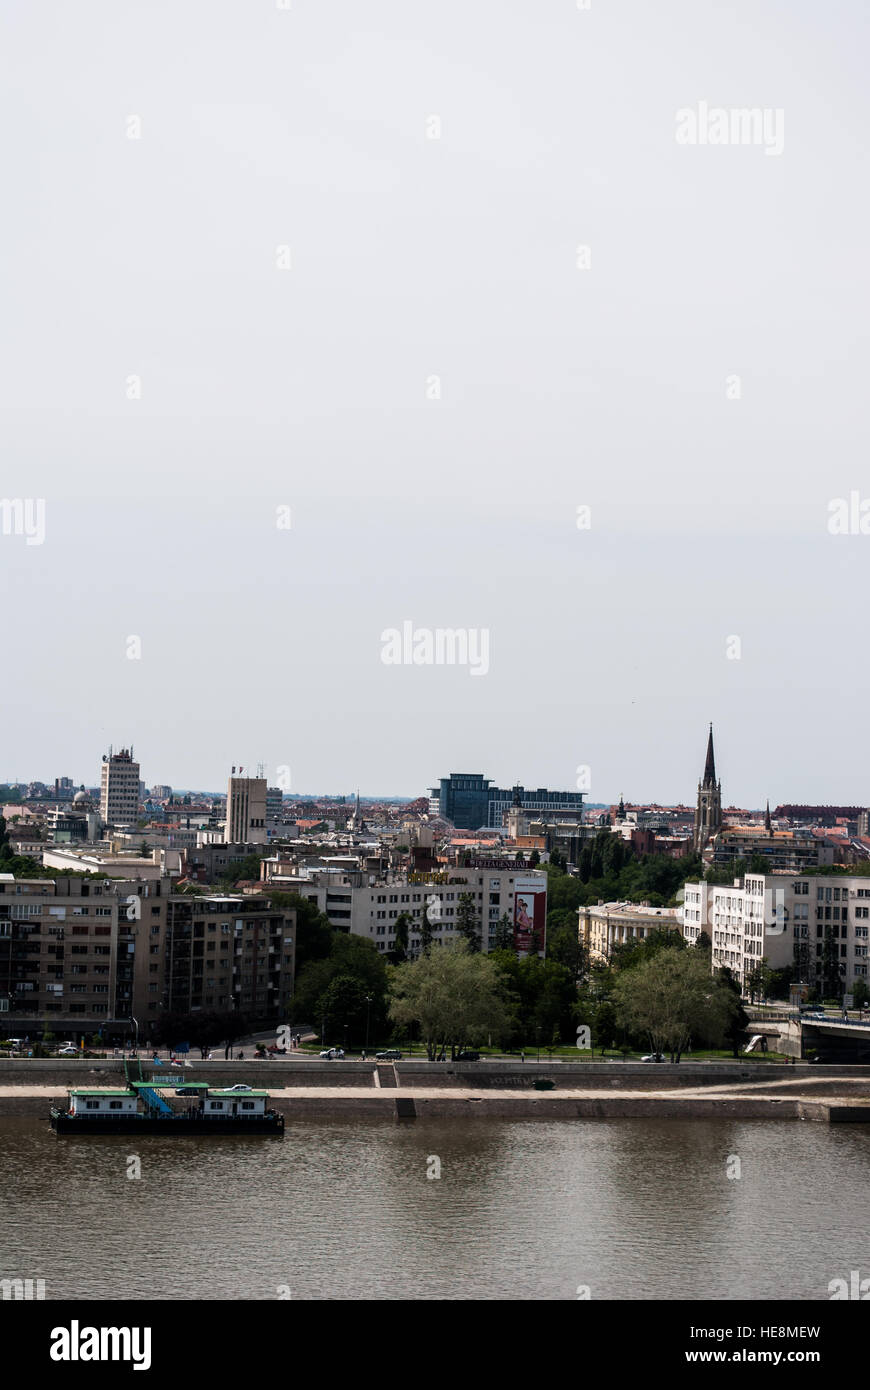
[
  {"left": 0, "top": 875, "right": 295, "bottom": 1037},
  {"left": 682, "top": 872, "right": 870, "bottom": 992},
  {"left": 225, "top": 773, "right": 267, "bottom": 844},
  {"left": 99, "top": 747, "right": 140, "bottom": 829}
]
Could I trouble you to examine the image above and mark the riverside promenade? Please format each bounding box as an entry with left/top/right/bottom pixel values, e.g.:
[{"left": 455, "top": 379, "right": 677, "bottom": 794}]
[{"left": 3, "top": 1059, "right": 870, "bottom": 1123}]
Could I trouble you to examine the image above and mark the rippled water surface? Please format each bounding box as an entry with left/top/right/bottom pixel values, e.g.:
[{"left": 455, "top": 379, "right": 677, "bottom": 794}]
[{"left": 2, "top": 1117, "right": 867, "bottom": 1299}]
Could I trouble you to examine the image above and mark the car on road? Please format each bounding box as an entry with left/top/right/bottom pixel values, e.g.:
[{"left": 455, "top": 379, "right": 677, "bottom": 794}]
[
  {"left": 456, "top": 1051, "right": 480, "bottom": 1062},
  {"left": 225, "top": 1083, "right": 253, "bottom": 1092},
  {"left": 375, "top": 1049, "right": 402, "bottom": 1060},
  {"left": 641, "top": 1053, "right": 666, "bottom": 1063},
  {"left": 319, "top": 1048, "right": 345, "bottom": 1060},
  {"left": 57, "top": 1045, "right": 79, "bottom": 1056}
]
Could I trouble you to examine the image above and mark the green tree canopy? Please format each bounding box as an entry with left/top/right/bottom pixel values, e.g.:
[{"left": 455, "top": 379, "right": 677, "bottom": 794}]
[
  {"left": 388, "top": 942, "right": 512, "bottom": 1060},
  {"left": 612, "top": 949, "right": 738, "bottom": 1062}
]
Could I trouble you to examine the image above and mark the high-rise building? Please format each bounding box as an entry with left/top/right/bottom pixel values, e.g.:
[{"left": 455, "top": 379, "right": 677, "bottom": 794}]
[
  {"left": 266, "top": 787, "right": 284, "bottom": 823},
  {"left": 225, "top": 772, "right": 267, "bottom": 844},
  {"left": 99, "top": 748, "right": 140, "bottom": 829},
  {"left": 693, "top": 725, "right": 722, "bottom": 852}
]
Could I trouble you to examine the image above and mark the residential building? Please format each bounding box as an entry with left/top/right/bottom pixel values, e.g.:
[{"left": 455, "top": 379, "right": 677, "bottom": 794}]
[
  {"left": 682, "top": 871, "right": 870, "bottom": 992},
  {"left": 0, "top": 875, "right": 295, "bottom": 1036}
]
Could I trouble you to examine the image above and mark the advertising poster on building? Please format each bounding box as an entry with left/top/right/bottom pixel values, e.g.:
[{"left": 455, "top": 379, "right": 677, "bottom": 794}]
[{"left": 513, "top": 877, "right": 546, "bottom": 954}]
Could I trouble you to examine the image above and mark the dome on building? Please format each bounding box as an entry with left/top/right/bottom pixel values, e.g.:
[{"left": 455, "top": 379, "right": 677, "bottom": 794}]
[{"left": 73, "top": 788, "right": 92, "bottom": 807}]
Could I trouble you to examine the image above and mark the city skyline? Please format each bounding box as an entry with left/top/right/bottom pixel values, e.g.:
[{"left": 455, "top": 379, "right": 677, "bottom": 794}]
[{"left": 3, "top": 2, "right": 868, "bottom": 809}]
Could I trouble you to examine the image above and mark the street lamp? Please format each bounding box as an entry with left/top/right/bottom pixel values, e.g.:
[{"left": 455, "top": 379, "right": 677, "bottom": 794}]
[{"left": 364, "top": 995, "right": 372, "bottom": 1053}]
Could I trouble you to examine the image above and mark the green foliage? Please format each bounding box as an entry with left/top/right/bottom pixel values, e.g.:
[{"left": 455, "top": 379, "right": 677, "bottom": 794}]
[
  {"left": 853, "top": 979, "right": 870, "bottom": 1009},
  {"left": 613, "top": 950, "right": 738, "bottom": 1061},
  {"left": 455, "top": 892, "right": 481, "bottom": 953},
  {"left": 388, "top": 942, "right": 512, "bottom": 1059},
  {"left": 390, "top": 912, "right": 410, "bottom": 964},
  {"left": 291, "top": 932, "right": 389, "bottom": 1032},
  {"left": 492, "top": 913, "right": 515, "bottom": 952},
  {"left": 546, "top": 924, "right": 588, "bottom": 979},
  {"left": 315, "top": 974, "right": 378, "bottom": 1048}
]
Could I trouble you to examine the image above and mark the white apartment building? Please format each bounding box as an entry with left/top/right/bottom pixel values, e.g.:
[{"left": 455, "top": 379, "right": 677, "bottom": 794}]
[
  {"left": 682, "top": 873, "right": 870, "bottom": 991},
  {"left": 99, "top": 748, "right": 140, "bottom": 828},
  {"left": 225, "top": 776, "right": 267, "bottom": 845},
  {"left": 272, "top": 866, "right": 548, "bottom": 955}
]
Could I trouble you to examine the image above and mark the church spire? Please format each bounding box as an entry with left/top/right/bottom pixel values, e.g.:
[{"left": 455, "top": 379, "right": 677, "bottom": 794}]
[{"left": 703, "top": 723, "right": 716, "bottom": 786}]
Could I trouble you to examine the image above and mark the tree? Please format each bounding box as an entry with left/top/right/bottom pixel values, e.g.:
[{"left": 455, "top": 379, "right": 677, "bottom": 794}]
[
  {"left": 593, "top": 1000, "right": 618, "bottom": 1054},
  {"left": 492, "top": 913, "right": 515, "bottom": 952},
  {"left": 547, "top": 925, "right": 588, "bottom": 981},
  {"left": 853, "top": 979, "right": 870, "bottom": 1009},
  {"left": 613, "top": 950, "right": 738, "bottom": 1062},
  {"left": 746, "top": 957, "right": 774, "bottom": 1004},
  {"left": 388, "top": 942, "right": 512, "bottom": 1060},
  {"left": 390, "top": 912, "right": 410, "bottom": 964},
  {"left": 418, "top": 907, "right": 434, "bottom": 956},
  {"left": 455, "top": 892, "right": 481, "bottom": 953},
  {"left": 315, "top": 975, "right": 373, "bottom": 1050},
  {"left": 290, "top": 932, "right": 389, "bottom": 1031},
  {"left": 529, "top": 849, "right": 540, "bottom": 868}
]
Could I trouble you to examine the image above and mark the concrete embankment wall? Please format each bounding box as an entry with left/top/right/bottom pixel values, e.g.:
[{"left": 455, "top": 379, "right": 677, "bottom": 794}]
[{"left": 0, "top": 1060, "right": 375, "bottom": 1088}]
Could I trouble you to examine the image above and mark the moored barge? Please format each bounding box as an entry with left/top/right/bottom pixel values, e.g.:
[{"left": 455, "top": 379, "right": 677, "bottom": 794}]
[{"left": 49, "top": 1065, "right": 284, "bottom": 1136}]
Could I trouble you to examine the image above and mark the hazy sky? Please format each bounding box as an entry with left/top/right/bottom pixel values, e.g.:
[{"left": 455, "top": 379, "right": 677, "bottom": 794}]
[{"left": 2, "top": 0, "right": 868, "bottom": 804}]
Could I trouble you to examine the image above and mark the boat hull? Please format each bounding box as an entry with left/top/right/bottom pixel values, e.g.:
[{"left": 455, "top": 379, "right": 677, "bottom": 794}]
[{"left": 50, "top": 1111, "right": 284, "bottom": 1136}]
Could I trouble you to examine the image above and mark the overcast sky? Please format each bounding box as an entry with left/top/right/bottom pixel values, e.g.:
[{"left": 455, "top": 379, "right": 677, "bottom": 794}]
[{"left": 2, "top": 0, "right": 868, "bottom": 804}]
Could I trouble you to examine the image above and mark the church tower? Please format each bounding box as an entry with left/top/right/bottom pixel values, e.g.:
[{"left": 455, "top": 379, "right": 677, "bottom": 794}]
[{"left": 693, "top": 724, "right": 722, "bottom": 852}]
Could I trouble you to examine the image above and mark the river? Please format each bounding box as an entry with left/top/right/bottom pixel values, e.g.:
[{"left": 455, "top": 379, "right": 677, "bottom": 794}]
[{"left": 1, "top": 1117, "right": 866, "bottom": 1300}]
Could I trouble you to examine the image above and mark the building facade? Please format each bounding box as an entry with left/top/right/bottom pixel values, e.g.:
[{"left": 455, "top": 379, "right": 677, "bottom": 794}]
[
  {"left": 579, "top": 902, "right": 683, "bottom": 965},
  {"left": 99, "top": 748, "right": 140, "bottom": 829},
  {"left": 432, "top": 773, "right": 585, "bottom": 831},
  {"left": 0, "top": 875, "right": 295, "bottom": 1037},
  {"left": 682, "top": 872, "right": 870, "bottom": 993},
  {"left": 225, "top": 776, "right": 267, "bottom": 845}
]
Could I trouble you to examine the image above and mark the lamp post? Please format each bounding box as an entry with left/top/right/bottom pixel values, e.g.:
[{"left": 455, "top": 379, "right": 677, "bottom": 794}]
[{"left": 364, "top": 995, "right": 372, "bottom": 1053}]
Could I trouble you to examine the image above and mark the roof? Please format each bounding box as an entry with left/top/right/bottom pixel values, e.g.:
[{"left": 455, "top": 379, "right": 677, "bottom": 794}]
[{"left": 69, "top": 1089, "right": 135, "bottom": 1097}]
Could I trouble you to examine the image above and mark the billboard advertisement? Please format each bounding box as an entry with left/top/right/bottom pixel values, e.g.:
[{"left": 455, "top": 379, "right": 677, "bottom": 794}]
[{"left": 513, "top": 876, "right": 547, "bottom": 955}]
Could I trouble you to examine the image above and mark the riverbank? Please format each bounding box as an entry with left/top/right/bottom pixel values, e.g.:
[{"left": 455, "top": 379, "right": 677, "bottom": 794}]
[{"left": 4, "top": 1075, "right": 870, "bottom": 1122}]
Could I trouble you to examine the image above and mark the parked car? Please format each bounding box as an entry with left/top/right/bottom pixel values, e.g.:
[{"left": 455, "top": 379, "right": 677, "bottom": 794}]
[
  {"left": 456, "top": 1051, "right": 480, "bottom": 1062},
  {"left": 375, "top": 1049, "right": 402, "bottom": 1060},
  {"left": 57, "top": 1045, "right": 79, "bottom": 1056},
  {"left": 319, "top": 1048, "right": 345, "bottom": 1060},
  {"left": 641, "top": 1053, "right": 666, "bottom": 1063}
]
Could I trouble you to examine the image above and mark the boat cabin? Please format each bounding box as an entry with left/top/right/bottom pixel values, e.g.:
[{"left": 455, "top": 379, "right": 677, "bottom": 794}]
[
  {"left": 203, "top": 1089, "right": 270, "bottom": 1117},
  {"left": 68, "top": 1089, "right": 139, "bottom": 1117}
]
